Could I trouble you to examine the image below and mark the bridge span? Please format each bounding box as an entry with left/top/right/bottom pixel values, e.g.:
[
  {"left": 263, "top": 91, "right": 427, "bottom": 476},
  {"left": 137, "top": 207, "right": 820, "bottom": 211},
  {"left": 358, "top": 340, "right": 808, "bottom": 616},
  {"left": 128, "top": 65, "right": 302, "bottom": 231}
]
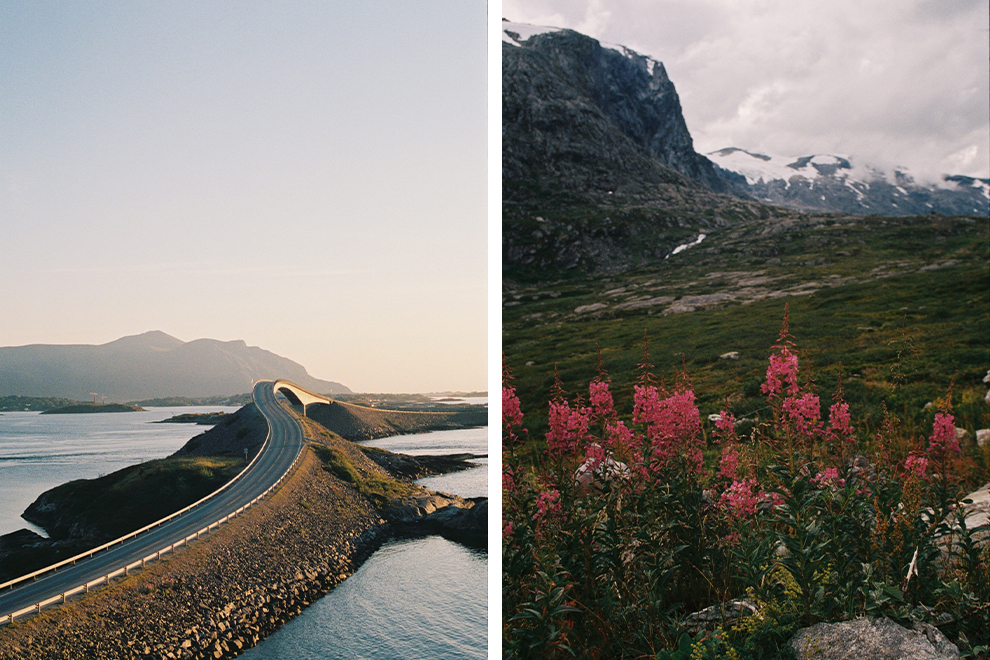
[
  {"left": 272, "top": 379, "right": 333, "bottom": 416},
  {"left": 0, "top": 379, "right": 324, "bottom": 625}
]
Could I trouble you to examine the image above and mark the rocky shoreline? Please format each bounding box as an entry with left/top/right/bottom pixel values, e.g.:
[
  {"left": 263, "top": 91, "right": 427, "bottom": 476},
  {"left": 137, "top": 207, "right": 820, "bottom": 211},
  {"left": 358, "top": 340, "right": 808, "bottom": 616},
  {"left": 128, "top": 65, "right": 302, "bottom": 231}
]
[{"left": 0, "top": 439, "right": 485, "bottom": 659}]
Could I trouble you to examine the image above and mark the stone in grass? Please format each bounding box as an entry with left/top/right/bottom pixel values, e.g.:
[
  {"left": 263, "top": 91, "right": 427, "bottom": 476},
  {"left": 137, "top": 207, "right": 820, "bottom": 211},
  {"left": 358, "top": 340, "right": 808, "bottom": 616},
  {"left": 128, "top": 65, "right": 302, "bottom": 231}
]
[
  {"left": 790, "top": 618, "right": 958, "bottom": 660},
  {"left": 976, "top": 429, "right": 989, "bottom": 448},
  {"left": 682, "top": 600, "right": 758, "bottom": 634},
  {"left": 720, "top": 351, "right": 740, "bottom": 360}
]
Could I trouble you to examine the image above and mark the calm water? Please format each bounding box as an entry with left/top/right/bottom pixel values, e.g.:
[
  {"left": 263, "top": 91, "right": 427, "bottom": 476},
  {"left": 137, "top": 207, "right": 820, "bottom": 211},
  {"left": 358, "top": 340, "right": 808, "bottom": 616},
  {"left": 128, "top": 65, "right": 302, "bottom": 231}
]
[
  {"left": 0, "top": 407, "right": 239, "bottom": 537},
  {"left": 0, "top": 410, "right": 489, "bottom": 659},
  {"left": 240, "top": 426, "right": 488, "bottom": 660}
]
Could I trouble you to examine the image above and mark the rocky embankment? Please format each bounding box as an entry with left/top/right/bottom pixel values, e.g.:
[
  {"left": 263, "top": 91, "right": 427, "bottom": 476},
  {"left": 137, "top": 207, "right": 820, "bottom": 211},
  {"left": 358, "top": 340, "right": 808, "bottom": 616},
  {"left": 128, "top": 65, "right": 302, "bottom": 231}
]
[{"left": 0, "top": 449, "right": 388, "bottom": 660}]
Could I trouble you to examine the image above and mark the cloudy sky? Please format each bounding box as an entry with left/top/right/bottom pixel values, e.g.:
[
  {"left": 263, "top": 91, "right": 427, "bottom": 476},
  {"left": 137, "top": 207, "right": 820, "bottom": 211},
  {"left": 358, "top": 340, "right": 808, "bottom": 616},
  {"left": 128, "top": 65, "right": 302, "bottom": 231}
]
[
  {"left": 502, "top": 0, "right": 990, "bottom": 183},
  {"left": 0, "top": 2, "right": 487, "bottom": 393}
]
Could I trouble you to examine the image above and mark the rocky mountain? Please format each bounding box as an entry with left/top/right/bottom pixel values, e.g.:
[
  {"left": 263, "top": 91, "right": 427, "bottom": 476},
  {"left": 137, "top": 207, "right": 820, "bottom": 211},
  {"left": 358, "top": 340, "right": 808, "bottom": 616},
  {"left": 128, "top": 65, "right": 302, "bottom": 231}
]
[
  {"left": 710, "top": 148, "right": 990, "bottom": 217},
  {"left": 0, "top": 331, "right": 350, "bottom": 401},
  {"left": 502, "top": 21, "right": 728, "bottom": 196},
  {"left": 502, "top": 20, "right": 779, "bottom": 281}
]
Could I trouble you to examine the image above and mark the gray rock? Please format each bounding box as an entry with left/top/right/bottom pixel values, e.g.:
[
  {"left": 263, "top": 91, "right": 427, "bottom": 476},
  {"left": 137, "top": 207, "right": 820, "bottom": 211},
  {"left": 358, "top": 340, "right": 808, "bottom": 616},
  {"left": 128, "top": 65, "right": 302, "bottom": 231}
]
[
  {"left": 683, "top": 600, "right": 757, "bottom": 634},
  {"left": 790, "top": 618, "right": 959, "bottom": 660},
  {"left": 976, "top": 429, "right": 989, "bottom": 448},
  {"left": 720, "top": 351, "right": 740, "bottom": 360}
]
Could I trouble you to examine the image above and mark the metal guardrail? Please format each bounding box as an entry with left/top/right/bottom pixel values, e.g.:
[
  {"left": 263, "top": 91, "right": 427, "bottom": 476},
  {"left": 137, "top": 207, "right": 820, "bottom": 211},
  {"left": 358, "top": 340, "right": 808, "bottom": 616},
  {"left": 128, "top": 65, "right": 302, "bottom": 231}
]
[{"left": 1, "top": 384, "right": 309, "bottom": 626}]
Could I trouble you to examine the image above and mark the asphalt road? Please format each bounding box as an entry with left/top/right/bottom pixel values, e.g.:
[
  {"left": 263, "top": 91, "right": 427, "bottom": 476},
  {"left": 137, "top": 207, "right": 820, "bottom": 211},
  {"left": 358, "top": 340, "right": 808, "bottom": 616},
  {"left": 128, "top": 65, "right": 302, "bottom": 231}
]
[{"left": 0, "top": 380, "right": 304, "bottom": 622}]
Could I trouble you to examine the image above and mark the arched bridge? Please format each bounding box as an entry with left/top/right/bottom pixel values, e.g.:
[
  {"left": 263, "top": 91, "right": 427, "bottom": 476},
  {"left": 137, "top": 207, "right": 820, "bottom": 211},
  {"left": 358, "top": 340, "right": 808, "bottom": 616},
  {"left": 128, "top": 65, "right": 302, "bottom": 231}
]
[{"left": 272, "top": 379, "right": 333, "bottom": 416}]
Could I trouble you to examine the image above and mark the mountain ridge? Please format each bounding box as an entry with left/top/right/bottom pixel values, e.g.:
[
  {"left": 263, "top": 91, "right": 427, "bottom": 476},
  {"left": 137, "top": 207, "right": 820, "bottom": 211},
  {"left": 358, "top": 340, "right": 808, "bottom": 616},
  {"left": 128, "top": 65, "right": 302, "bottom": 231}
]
[
  {"left": 710, "top": 147, "right": 990, "bottom": 217},
  {"left": 0, "top": 331, "right": 351, "bottom": 401},
  {"left": 502, "top": 20, "right": 786, "bottom": 281}
]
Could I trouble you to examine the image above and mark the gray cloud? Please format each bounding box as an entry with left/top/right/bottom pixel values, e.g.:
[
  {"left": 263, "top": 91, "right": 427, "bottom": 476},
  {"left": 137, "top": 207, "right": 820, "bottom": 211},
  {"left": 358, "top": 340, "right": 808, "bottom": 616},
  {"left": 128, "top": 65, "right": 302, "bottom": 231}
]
[{"left": 503, "top": 0, "right": 989, "bottom": 181}]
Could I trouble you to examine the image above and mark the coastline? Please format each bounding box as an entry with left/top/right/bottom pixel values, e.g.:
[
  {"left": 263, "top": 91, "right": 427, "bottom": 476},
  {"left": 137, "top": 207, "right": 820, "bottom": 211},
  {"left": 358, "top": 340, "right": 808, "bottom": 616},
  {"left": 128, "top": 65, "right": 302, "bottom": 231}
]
[{"left": 0, "top": 439, "right": 482, "bottom": 659}]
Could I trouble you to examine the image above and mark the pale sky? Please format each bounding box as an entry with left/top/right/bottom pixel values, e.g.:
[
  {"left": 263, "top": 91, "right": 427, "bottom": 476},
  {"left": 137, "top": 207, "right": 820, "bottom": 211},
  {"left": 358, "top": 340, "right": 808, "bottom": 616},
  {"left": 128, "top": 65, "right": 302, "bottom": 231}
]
[
  {"left": 0, "top": 2, "right": 487, "bottom": 393},
  {"left": 502, "top": 0, "right": 990, "bottom": 183}
]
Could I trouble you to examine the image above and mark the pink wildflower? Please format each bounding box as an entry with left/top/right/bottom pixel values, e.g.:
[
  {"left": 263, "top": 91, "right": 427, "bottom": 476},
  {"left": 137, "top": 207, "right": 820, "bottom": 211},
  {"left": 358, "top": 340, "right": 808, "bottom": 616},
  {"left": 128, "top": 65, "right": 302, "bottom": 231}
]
[
  {"left": 718, "top": 445, "right": 742, "bottom": 481},
  {"left": 721, "top": 479, "right": 760, "bottom": 519},
  {"left": 714, "top": 411, "right": 738, "bottom": 443},
  {"left": 502, "top": 521, "right": 514, "bottom": 539},
  {"left": 905, "top": 453, "right": 929, "bottom": 478},
  {"left": 928, "top": 412, "right": 960, "bottom": 459},
  {"left": 827, "top": 400, "right": 854, "bottom": 444},
  {"left": 533, "top": 488, "right": 562, "bottom": 523},
  {"left": 634, "top": 384, "right": 703, "bottom": 473},
  {"left": 782, "top": 393, "right": 823, "bottom": 440},
  {"left": 604, "top": 419, "right": 635, "bottom": 455},
  {"left": 502, "top": 465, "right": 515, "bottom": 492},
  {"left": 546, "top": 399, "right": 590, "bottom": 456},
  {"left": 811, "top": 467, "right": 846, "bottom": 489},
  {"left": 762, "top": 347, "right": 799, "bottom": 398},
  {"left": 588, "top": 380, "right": 616, "bottom": 423},
  {"left": 503, "top": 385, "right": 525, "bottom": 447}
]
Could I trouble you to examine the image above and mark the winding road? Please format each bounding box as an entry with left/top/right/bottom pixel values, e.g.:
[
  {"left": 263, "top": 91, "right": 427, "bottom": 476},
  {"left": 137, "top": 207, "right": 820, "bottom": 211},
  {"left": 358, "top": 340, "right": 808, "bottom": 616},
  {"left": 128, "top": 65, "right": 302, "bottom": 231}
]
[{"left": 0, "top": 380, "right": 323, "bottom": 624}]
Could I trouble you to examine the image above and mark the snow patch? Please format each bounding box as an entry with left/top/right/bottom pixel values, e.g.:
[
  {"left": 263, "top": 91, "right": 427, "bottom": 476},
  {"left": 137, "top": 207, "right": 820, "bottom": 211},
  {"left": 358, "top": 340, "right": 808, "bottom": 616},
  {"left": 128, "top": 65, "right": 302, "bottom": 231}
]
[
  {"left": 502, "top": 21, "right": 561, "bottom": 46},
  {"left": 668, "top": 233, "right": 706, "bottom": 257}
]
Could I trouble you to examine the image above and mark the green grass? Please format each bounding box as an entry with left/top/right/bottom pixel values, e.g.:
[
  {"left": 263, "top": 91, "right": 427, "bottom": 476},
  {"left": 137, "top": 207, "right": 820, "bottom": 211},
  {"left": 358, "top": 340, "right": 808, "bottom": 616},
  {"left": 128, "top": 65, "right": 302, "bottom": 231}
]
[
  {"left": 24, "top": 456, "right": 243, "bottom": 542},
  {"left": 503, "top": 215, "right": 990, "bottom": 452},
  {"left": 311, "top": 443, "right": 415, "bottom": 510}
]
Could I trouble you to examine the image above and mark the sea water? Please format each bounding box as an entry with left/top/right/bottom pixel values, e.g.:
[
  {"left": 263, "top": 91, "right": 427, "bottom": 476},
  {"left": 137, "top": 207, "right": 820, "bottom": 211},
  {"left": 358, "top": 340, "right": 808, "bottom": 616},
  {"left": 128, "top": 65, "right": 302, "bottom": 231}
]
[
  {"left": 239, "top": 426, "right": 489, "bottom": 660},
  {"left": 0, "top": 406, "right": 240, "bottom": 537}
]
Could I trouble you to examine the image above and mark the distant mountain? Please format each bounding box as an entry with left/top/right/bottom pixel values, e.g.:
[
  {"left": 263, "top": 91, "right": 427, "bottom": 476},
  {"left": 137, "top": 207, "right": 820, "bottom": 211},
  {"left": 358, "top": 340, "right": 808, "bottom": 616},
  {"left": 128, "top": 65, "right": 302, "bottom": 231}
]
[
  {"left": 502, "top": 20, "right": 777, "bottom": 280},
  {"left": 0, "top": 331, "right": 350, "bottom": 401},
  {"left": 709, "top": 148, "right": 990, "bottom": 217}
]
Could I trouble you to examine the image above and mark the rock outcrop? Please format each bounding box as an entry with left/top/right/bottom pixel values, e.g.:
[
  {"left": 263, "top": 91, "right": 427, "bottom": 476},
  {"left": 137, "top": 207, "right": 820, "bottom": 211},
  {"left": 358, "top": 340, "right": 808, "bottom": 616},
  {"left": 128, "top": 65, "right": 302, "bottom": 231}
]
[{"left": 790, "top": 618, "right": 959, "bottom": 660}]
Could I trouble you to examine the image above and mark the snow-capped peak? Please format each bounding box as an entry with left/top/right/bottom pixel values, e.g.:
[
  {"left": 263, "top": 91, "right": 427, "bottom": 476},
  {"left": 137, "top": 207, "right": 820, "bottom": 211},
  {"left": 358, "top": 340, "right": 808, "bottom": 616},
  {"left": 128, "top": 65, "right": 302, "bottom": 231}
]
[
  {"left": 707, "top": 148, "right": 878, "bottom": 186},
  {"left": 710, "top": 147, "right": 990, "bottom": 216}
]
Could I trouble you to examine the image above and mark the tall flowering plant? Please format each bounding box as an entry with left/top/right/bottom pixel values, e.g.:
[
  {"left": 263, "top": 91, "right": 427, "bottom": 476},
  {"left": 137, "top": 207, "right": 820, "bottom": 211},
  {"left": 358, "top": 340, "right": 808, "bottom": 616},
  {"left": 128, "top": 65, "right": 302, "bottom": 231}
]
[{"left": 502, "top": 309, "right": 986, "bottom": 658}]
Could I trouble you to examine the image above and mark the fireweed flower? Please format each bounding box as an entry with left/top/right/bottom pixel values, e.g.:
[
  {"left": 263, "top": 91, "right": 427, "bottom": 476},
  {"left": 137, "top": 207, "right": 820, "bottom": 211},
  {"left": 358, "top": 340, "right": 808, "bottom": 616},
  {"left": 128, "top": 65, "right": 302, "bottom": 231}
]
[
  {"left": 634, "top": 385, "right": 703, "bottom": 473},
  {"left": 546, "top": 399, "right": 590, "bottom": 457},
  {"left": 502, "top": 465, "right": 515, "bottom": 492},
  {"left": 533, "top": 488, "right": 562, "bottom": 523},
  {"left": 588, "top": 380, "right": 616, "bottom": 423},
  {"left": 503, "top": 385, "right": 525, "bottom": 448},
  {"left": 811, "top": 467, "right": 845, "bottom": 489},
  {"left": 762, "top": 347, "right": 799, "bottom": 398},
  {"left": 718, "top": 445, "right": 742, "bottom": 481},
  {"left": 905, "top": 453, "right": 929, "bottom": 478},
  {"left": 782, "top": 392, "right": 823, "bottom": 440},
  {"left": 827, "top": 400, "right": 854, "bottom": 445},
  {"left": 714, "top": 411, "right": 738, "bottom": 443},
  {"left": 928, "top": 412, "right": 960, "bottom": 459},
  {"left": 721, "top": 479, "right": 760, "bottom": 519}
]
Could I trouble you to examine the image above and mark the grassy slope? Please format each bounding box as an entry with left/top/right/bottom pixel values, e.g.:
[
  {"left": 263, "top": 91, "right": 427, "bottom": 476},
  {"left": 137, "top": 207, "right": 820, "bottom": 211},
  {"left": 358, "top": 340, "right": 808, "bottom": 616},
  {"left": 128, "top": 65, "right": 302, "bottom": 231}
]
[
  {"left": 22, "top": 457, "right": 243, "bottom": 543},
  {"left": 503, "top": 214, "right": 990, "bottom": 450},
  {"left": 304, "top": 399, "right": 486, "bottom": 440}
]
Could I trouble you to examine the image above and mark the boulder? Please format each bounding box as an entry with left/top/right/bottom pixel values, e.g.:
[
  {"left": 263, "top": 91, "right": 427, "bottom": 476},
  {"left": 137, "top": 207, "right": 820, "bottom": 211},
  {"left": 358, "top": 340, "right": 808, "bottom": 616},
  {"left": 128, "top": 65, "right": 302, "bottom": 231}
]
[
  {"left": 976, "top": 429, "right": 989, "bottom": 448},
  {"left": 790, "top": 618, "right": 958, "bottom": 660},
  {"left": 574, "top": 446, "right": 630, "bottom": 494},
  {"left": 683, "top": 600, "right": 757, "bottom": 634},
  {"left": 720, "top": 351, "right": 740, "bottom": 360}
]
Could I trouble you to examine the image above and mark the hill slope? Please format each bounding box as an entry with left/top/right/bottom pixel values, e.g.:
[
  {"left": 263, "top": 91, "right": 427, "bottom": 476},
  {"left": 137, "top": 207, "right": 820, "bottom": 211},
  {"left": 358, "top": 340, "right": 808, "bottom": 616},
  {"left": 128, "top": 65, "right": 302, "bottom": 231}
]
[{"left": 0, "top": 331, "right": 350, "bottom": 401}]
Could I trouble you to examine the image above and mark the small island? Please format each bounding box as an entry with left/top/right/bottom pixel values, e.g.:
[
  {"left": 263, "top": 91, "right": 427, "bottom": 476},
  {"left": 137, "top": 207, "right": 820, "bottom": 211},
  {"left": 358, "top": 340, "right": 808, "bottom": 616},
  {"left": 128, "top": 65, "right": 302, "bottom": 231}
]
[
  {"left": 155, "top": 412, "right": 231, "bottom": 425},
  {"left": 41, "top": 403, "right": 145, "bottom": 414}
]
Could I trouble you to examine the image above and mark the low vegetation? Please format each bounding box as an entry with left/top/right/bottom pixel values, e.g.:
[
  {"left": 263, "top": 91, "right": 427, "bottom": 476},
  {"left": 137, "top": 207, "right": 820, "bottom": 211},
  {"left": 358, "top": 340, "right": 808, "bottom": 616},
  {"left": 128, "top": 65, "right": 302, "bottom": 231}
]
[
  {"left": 502, "top": 307, "right": 989, "bottom": 658},
  {"left": 23, "top": 456, "right": 243, "bottom": 542}
]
